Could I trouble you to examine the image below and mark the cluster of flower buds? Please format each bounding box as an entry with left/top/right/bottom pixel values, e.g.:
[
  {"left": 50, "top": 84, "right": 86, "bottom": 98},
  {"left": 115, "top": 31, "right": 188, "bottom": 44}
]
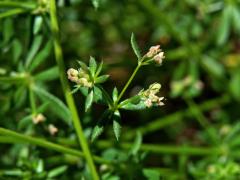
[
  {"left": 145, "top": 45, "right": 165, "bottom": 65},
  {"left": 67, "top": 68, "right": 93, "bottom": 88},
  {"left": 139, "top": 83, "right": 164, "bottom": 108}
]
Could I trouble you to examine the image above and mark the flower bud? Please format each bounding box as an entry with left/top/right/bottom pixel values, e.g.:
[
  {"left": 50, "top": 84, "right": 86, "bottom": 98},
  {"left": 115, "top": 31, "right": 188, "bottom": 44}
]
[
  {"left": 153, "top": 52, "right": 165, "bottom": 65},
  {"left": 32, "top": 113, "right": 46, "bottom": 124},
  {"left": 48, "top": 124, "right": 58, "bottom": 135},
  {"left": 67, "top": 68, "right": 79, "bottom": 83},
  {"left": 146, "top": 45, "right": 161, "bottom": 58}
]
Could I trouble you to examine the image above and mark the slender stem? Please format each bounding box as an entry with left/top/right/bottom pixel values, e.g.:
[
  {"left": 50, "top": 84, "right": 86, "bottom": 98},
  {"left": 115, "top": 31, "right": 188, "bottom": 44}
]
[
  {"left": 97, "top": 140, "right": 222, "bottom": 156},
  {"left": 49, "top": 1, "right": 99, "bottom": 179},
  {"left": 0, "top": 8, "right": 28, "bottom": 19},
  {"left": 185, "top": 97, "right": 218, "bottom": 144},
  {"left": 0, "top": 130, "right": 110, "bottom": 165},
  {"left": 116, "top": 64, "right": 141, "bottom": 104},
  {"left": 0, "top": 1, "right": 36, "bottom": 9}
]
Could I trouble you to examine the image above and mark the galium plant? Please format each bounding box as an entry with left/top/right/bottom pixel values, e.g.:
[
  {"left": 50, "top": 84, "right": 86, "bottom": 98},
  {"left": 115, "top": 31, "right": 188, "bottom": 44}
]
[{"left": 67, "top": 33, "right": 165, "bottom": 141}]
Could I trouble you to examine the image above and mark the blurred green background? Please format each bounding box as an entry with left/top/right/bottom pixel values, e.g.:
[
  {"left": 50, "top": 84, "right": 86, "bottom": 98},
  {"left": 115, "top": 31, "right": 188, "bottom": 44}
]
[{"left": 1, "top": 0, "right": 240, "bottom": 179}]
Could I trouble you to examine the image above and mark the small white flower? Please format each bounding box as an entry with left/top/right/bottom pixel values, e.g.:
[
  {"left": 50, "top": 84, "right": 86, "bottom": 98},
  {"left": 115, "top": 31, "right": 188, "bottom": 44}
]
[
  {"left": 32, "top": 114, "right": 46, "bottom": 124},
  {"left": 153, "top": 52, "right": 165, "bottom": 65},
  {"left": 48, "top": 124, "right": 58, "bottom": 135},
  {"left": 67, "top": 68, "right": 79, "bottom": 83},
  {"left": 144, "top": 98, "right": 152, "bottom": 108}
]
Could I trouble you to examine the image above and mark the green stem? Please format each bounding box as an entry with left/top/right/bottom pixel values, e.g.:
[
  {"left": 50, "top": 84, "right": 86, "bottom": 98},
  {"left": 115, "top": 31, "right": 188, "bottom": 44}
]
[
  {"left": 116, "top": 64, "right": 141, "bottom": 104},
  {"left": 0, "top": 1, "right": 36, "bottom": 9},
  {"left": 97, "top": 140, "right": 221, "bottom": 156},
  {"left": 0, "top": 8, "right": 28, "bottom": 19},
  {"left": 124, "top": 95, "right": 230, "bottom": 139},
  {"left": 49, "top": 1, "right": 99, "bottom": 179},
  {"left": 55, "top": 138, "right": 223, "bottom": 156},
  {"left": 185, "top": 97, "right": 218, "bottom": 144},
  {"left": 0, "top": 131, "right": 110, "bottom": 165}
]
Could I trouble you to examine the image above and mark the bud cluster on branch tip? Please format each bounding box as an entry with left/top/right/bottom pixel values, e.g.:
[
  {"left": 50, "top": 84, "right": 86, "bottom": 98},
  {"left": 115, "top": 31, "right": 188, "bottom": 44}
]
[
  {"left": 32, "top": 113, "right": 46, "bottom": 124},
  {"left": 145, "top": 45, "right": 165, "bottom": 65},
  {"left": 139, "top": 83, "right": 164, "bottom": 108},
  {"left": 67, "top": 68, "right": 93, "bottom": 88}
]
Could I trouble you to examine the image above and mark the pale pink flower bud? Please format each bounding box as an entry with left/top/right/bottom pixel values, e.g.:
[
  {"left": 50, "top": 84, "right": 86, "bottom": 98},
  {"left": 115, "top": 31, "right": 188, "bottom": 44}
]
[
  {"left": 146, "top": 45, "right": 161, "bottom": 58},
  {"left": 144, "top": 98, "right": 153, "bottom": 108}
]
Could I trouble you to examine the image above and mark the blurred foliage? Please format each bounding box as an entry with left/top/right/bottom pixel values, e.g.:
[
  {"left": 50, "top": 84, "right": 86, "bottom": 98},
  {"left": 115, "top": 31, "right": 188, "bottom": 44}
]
[{"left": 1, "top": 0, "right": 240, "bottom": 179}]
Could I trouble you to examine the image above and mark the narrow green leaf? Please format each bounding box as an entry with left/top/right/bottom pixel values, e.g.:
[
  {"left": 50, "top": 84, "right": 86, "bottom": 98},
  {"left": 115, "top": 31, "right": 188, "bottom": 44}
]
[
  {"left": 12, "top": 39, "right": 22, "bottom": 63},
  {"left": 33, "top": 86, "right": 71, "bottom": 125},
  {"left": 85, "top": 90, "right": 94, "bottom": 112},
  {"left": 33, "top": 15, "right": 43, "bottom": 35},
  {"left": 34, "top": 66, "right": 59, "bottom": 82},
  {"left": 229, "top": 70, "right": 240, "bottom": 100},
  {"left": 112, "top": 87, "right": 118, "bottom": 102},
  {"left": 131, "top": 33, "right": 141, "bottom": 60},
  {"left": 143, "top": 169, "right": 161, "bottom": 180},
  {"left": 92, "top": 0, "right": 100, "bottom": 9},
  {"left": 91, "top": 110, "right": 110, "bottom": 142},
  {"left": 217, "top": 6, "right": 231, "bottom": 46},
  {"left": 77, "top": 61, "right": 88, "bottom": 71},
  {"left": 129, "top": 131, "right": 142, "bottom": 155},
  {"left": 201, "top": 55, "right": 225, "bottom": 78},
  {"left": 47, "top": 166, "right": 68, "bottom": 178},
  {"left": 93, "top": 86, "right": 104, "bottom": 103},
  {"left": 95, "top": 61, "right": 103, "bottom": 77},
  {"left": 95, "top": 75, "right": 109, "bottom": 84},
  {"left": 232, "top": 6, "right": 240, "bottom": 32},
  {"left": 113, "top": 110, "right": 121, "bottom": 141},
  {"left": 89, "top": 56, "right": 97, "bottom": 77},
  {"left": 91, "top": 124, "right": 104, "bottom": 142},
  {"left": 29, "top": 40, "right": 52, "bottom": 72},
  {"left": 25, "top": 35, "right": 43, "bottom": 67}
]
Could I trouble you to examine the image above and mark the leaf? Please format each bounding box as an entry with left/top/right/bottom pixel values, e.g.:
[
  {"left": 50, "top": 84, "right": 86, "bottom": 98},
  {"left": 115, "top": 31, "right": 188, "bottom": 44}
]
[
  {"left": 93, "top": 86, "right": 105, "bottom": 103},
  {"left": 131, "top": 33, "right": 141, "bottom": 60},
  {"left": 89, "top": 56, "right": 97, "bottom": 77},
  {"left": 25, "top": 35, "right": 43, "bottom": 67},
  {"left": 47, "top": 165, "right": 68, "bottom": 178},
  {"left": 92, "top": 0, "right": 100, "bottom": 9},
  {"left": 33, "top": 86, "right": 72, "bottom": 125},
  {"left": 91, "top": 124, "right": 104, "bottom": 142},
  {"left": 91, "top": 110, "right": 111, "bottom": 142},
  {"left": 201, "top": 55, "right": 225, "bottom": 78},
  {"left": 28, "top": 40, "right": 52, "bottom": 72},
  {"left": 119, "top": 95, "right": 144, "bottom": 110},
  {"left": 113, "top": 110, "right": 121, "bottom": 141},
  {"left": 85, "top": 90, "right": 94, "bottom": 112},
  {"left": 33, "top": 15, "right": 43, "bottom": 35},
  {"left": 34, "top": 66, "right": 59, "bottom": 82},
  {"left": 77, "top": 61, "right": 88, "bottom": 71},
  {"left": 112, "top": 87, "right": 118, "bottom": 102},
  {"left": 12, "top": 39, "right": 22, "bottom": 63},
  {"left": 232, "top": 6, "right": 240, "bottom": 33},
  {"left": 95, "top": 75, "right": 109, "bottom": 84},
  {"left": 95, "top": 61, "right": 103, "bottom": 77},
  {"left": 143, "top": 169, "right": 161, "bottom": 180},
  {"left": 3, "top": 18, "right": 14, "bottom": 45},
  {"left": 217, "top": 5, "right": 232, "bottom": 46},
  {"left": 129, "top": 131, "right": 142, "bottom": 155},
  {"left": 229, "top": 70, "right": 240, "bottom": 100}
]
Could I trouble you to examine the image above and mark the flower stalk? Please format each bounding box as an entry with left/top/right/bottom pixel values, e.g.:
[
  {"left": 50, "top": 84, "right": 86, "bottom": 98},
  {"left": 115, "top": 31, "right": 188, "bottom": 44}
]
[{"left": 49, "top": 0, "right": 99, "bottom": 179}]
